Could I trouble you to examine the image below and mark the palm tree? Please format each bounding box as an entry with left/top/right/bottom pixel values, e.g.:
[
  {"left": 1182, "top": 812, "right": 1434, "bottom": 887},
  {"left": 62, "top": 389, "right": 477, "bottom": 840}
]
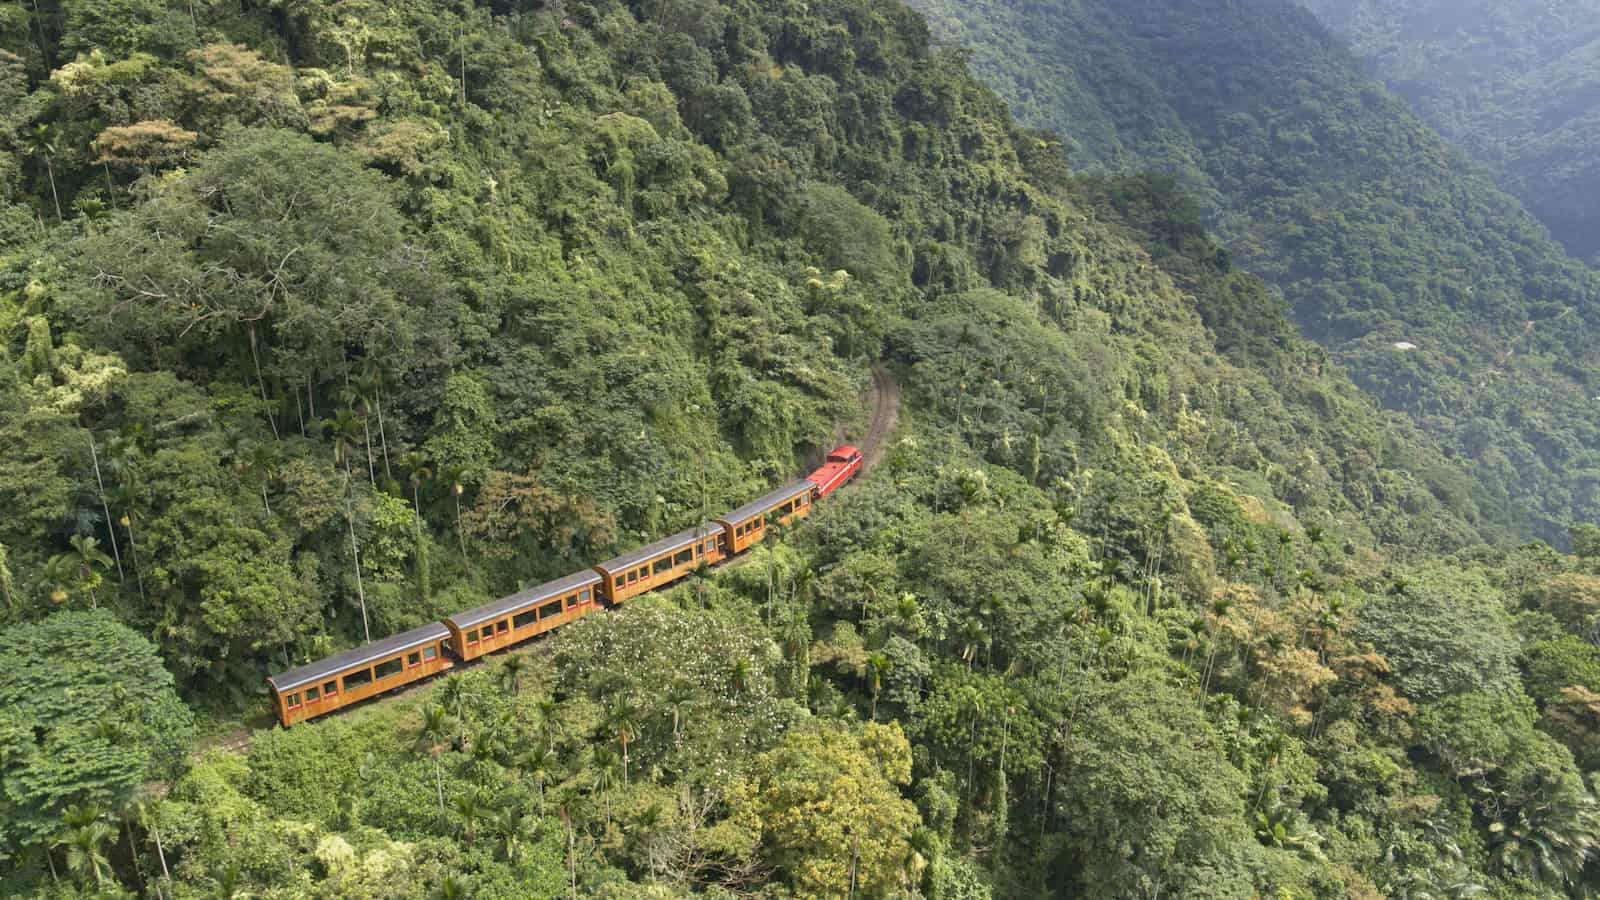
[
  {"left": 25, "top": 123, "right": 63, "bottom": 221},
  {"left": 957, "top": 620, "right": 988, "bottom": 672},
  {"left": 52, "top": 535, "right": 113, "bottom": 607},
  {"left": 55, "top": 806, "right": 114, "bottom": 889},
  {"left": 325, "top": 409, "right": 362, "bottom": 477},
  {"left": 236, "top": 440, "right": 280, "bottom": 516},
  {"left": 402, "top": 450, "right": 433, "bottom": 529},
  {"left": 498, "top": 655, "right": 527, "bottom": 696},
  {"left": 1486, "top": 781, "right": 1600, "bottom": 889},
  {"left": 431, "top": 873, "right": 470, "bottom": 900},
  {"left": 977, "top": 592, "right": 1006, "bottom": 669},
  {"left": 126, "top": 786, "right": 171, "bottom": 887},
  {"left": 490, "top": 803, "right": 529, "bottom": 863},
  {"left": 42, "top": 553, "right": 75, "bottom": 605},
  {"left": 866, "top": 652, "right": 892, "bottom": 720},
  {"left": 212, "top": 860, "right": 248, "bottom": 899},
  {"left": 471, "top": 723, "right": 505, "bottom": 770},
  {"left": 535, "top": 695, "right": 563, "bottom": 746},
  {"left": 729, "top": 657, "right": 752, "bottom": 696},
  {"left": 339, "top": 379, "right": 377, "bottom": 485},
  {"left": 414, "top": 704, "right": 454, "bottom": 813},
  {"left": 85, "top": 433, "right": 125, "bottom": 583},
  {"left": 591, "top": 746, "right": 619, "bottom": 827},
  {"left": 104, "top": 483, "right": 147, "bottom": 603},
  {"left": 344, "top": 492, "right": 371, "bottom": 643},
  {"left": 439, "top": 674, "right": 470, "bottom": 748},
  {"left": 441, "top": 464, "right": 472, "bottom": 561},
  {"left": 664, "top": 681, "right": 695, "bottom": 747},
  {"left": 452, "top": 788, "right": 487, "bottom": 846},
  {"left": 357, "top": 364, "right": 393, "bottom": 481},
  {"left": 892, "top": 592, "right": 924, "bottom": 639},
  {"left": 608, "top": 696, "right": 640, "bottom": 784},
  {"left": 519, "top": 742, "right": 554, "bottom": 816}
]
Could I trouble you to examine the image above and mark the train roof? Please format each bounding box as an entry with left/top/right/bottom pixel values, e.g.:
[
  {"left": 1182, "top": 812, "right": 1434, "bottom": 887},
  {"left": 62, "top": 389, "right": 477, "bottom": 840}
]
[
  {"left": 716, "top": 480, "right": 814, "bottom": 525},
  {"left": 595, "top": 522, "right": 724, "bottom": 574},
  {"left": 445, "top": 569, "right": 603, "bottom": 630},
  {"left": 267, "top": 622, "right": 451, "bottom": 693}
]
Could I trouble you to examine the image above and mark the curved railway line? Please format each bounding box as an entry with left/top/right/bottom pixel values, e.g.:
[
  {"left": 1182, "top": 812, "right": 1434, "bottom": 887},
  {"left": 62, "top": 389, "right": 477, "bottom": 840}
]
[{"left": 195, "top": 366, "right": 900, "bottom": 756}]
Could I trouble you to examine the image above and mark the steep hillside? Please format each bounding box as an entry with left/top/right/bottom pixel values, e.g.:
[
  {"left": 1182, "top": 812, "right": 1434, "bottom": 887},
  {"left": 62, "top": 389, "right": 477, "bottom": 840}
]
[
  {"left": 910, "top": 0, "right": 1600, "bottom": 544},
  {"left": 1301, "top": 0, "right": 1600, "bottom": 266},
  {"left": 3, "top": 1, "right": 1600, "bottom": 898}
]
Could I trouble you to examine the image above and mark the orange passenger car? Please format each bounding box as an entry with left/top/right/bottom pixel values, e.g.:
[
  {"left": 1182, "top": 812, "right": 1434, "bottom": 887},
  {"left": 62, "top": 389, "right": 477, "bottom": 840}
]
[
  {"left": 267, "top": 623, "right": 454, "bottom": 726},
  {"left": 444, "top": 569, "right": 602, "bottom": 661},
  {"left": 714, "top": 480, "right": 815, "bottom": 555},
  {"left": 595, "top": 523, "right": 727, "bottom": 604}
]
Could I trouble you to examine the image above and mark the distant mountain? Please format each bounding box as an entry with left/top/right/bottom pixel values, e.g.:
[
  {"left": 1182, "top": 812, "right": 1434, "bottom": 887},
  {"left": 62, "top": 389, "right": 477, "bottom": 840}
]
[
  {"left": 909, "top": 0, "right": 1600, "bottom": 542},
  {"left": 1300, "top": 0, "right": 1600, "bottom": 267}
]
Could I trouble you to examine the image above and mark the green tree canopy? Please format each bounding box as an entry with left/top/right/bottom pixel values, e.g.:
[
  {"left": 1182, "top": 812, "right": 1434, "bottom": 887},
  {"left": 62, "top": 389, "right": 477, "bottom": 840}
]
[
  {"left": 1353, "top": 565, "right": 1519, "bottom": 702},
  {"left": 64, "top": 127, "right": 445, "bottom": 389},
  {"left": 737, "top": 720, "right": 921, "bottom": 899},
  {"left": 1050, "top": 672, "right": 1255, "bottom": 898},
  {"left": 0, "top": 609, "right": 195, "bottom": 855}
]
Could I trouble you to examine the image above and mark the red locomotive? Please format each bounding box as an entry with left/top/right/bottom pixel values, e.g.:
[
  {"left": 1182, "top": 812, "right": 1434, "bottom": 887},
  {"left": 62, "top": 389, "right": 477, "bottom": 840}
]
[{"left": 266, "top": 447, "right": 862, "bottom": 726}]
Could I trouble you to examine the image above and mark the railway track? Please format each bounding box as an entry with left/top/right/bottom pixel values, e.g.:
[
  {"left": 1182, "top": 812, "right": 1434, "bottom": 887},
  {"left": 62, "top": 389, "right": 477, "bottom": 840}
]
[{"left": 861, "top": 364, "right": 900, "bottom": 472}]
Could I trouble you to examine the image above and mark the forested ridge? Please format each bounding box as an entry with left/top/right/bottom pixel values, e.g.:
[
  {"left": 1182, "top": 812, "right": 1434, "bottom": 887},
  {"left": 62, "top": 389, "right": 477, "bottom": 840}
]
[
  {"left": 2, "top": 0, "right": 1600, "bottom": 898},
  {"left": 909, "top": 0, "right": 1600, "bottom": 546},
  {"left": 1300, "top": 0, "right": 1600, "bottom": 268}
]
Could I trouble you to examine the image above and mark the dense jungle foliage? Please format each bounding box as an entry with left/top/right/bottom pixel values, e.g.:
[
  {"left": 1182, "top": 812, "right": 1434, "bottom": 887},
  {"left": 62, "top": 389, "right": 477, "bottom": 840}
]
[
  {"left": 2, "top": 0, "right": 1600, "bottom": 897},
  {"left": 1300, "top": 0, "right": 1600, "bottom": 267},
  {"left": 909, "top": 0, "right": 1600, "bottom": 546}
]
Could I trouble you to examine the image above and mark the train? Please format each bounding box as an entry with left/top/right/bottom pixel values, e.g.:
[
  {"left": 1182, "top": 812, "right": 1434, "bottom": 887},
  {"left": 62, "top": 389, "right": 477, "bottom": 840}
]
[{"left": 265, "top": 446, "right": 865, "bottom": 727}]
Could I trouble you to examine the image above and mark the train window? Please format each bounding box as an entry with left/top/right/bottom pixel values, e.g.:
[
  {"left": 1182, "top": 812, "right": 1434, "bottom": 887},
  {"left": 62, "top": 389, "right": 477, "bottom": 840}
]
[
  {"left": 638, "top": 567, "right": 649, "bottom": 580},
  {"left": 626, "top": 570, "right": 638, "bottom": 584},
  {"left": 374, "top": 657, "right": 403, "bottom": 679},
  {"left": 579, "top": 589, "right": 590, "bottom": 603},
  {"left": 539, "top": 600, "right": 562, "bottom": 619},
  {"left": 514, "top": 608, "right": 538, "bottom": 630},
  {"left": 305, "top": 685, "right": 320, "bottom": 703},
  {"left": 324, "top": 681, "right": 339, "bottom": 697},
  {"left": 344, "top": 668, "right": 373, "bottom": 689},
  {"left": 754, "top": 518, "right": 763, "bottom": 529},
  {"left": 674, "top": 548, "right": 693, "bottom": 566},
  {"left": 565, "top": 593, "right": 578, "bottom": 609},
  {"left": 496, "top": 620, "right": 509, "bottom": 635},
  {"left": 422, "top": 646, "right": 437, "bottom": 661},
  {"left": 653, "top": 557, "right": 672, "bottom": 575},
  {"left": 467, "top": 629, "right": 479, "bottom": 644},
  {"left": 286, "top": 692, "right": 301, "bottom": 708},
  {"left": 705, "top": 541, "right": 716, "bottom": 554},
  {"left": 406, "top": 652, "right": 421, "bottom": 668}
]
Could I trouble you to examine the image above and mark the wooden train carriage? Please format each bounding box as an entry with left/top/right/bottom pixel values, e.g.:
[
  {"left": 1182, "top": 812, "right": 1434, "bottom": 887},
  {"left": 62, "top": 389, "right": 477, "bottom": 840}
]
[
  {"left": 444, "top": 569, "right": 602, "bottom": 661},
  {"left": 595, "top": 523, "right": 728, "bottom": 604},
  {"left": 267, "top": 623, "right": 453, "bottom": 727},
  {"left": 714, "top": 479, "right": 816, "bottom": 555}
]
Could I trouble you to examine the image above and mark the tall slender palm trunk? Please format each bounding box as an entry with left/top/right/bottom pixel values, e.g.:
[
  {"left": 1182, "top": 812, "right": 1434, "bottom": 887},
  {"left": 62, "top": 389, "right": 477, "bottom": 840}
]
[{"left": 87, "top": 436, "right": 124, "bottom": 582}]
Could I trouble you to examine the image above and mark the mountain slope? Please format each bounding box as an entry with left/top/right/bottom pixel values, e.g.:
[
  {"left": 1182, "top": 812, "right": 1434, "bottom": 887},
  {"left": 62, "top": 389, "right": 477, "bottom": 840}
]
[
  {"left": 909, "top": 0, "right": 1600, "bottom": 543},
  {"left": 4, "top": 0, "right": 1600, "bottom": 897},
  {"left": 1300, "top": 0, "right": 1600, "bottom": 267}
]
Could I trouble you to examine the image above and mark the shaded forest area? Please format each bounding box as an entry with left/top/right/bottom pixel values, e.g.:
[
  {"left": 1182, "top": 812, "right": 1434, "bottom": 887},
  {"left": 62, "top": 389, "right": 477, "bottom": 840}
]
[
  {"left": 1302, "top": 0, "right": 1600, "bottom": 267},
  {"left": 911, "top": 0, "right": 1600, "bottom": 546},
  {"left": 2, "top": 0, "right": 1600, "bottom": 898}
]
